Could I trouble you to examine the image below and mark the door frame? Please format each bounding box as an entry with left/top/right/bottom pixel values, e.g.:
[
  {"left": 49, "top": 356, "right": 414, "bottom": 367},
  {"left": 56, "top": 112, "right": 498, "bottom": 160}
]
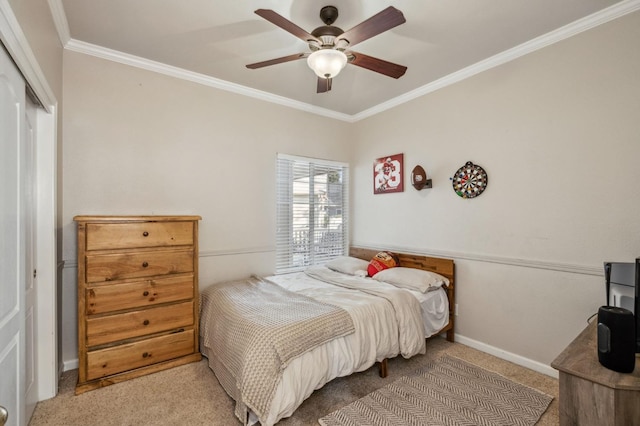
[{"left": 0, "top": 0, "right": 59, "bottom": 401}]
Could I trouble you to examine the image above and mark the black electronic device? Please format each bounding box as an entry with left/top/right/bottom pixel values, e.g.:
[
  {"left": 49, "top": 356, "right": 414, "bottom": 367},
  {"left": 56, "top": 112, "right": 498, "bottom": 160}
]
[
  {"left": 597, "top": 306, "right": 636, "bottom": 373},
  {"left": 604, "top": 262, "right": 611, "bottom": 306},
  {"left": 603, "top": 258, "right": 639, "bottom": 353},
  {"left": 636, "top": 257, "right": 640, "bottom": 353}
]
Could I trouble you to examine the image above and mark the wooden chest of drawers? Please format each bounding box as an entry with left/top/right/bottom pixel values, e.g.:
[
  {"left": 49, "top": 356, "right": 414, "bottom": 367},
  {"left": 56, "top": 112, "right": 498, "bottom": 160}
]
[{"left": 74, "top": 215, "right": 202, "bottom": 394}]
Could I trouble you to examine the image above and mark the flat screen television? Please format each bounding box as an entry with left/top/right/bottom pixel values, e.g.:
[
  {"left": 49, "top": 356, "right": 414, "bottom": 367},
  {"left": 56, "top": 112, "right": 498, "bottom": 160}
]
[{"left": 604, "top": 258, "right": 640, "bottom": 353}]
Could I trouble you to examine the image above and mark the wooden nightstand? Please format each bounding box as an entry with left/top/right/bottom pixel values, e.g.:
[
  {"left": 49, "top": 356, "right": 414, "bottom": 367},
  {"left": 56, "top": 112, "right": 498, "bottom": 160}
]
[{"left": 551, "top": 320, "right": 640, "bottom": 426}]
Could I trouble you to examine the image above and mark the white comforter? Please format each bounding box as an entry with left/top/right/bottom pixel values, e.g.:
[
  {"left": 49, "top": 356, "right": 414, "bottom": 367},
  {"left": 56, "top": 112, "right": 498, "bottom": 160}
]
[{"left": 254, "top": 266, "right": 429, "bottom": 425}]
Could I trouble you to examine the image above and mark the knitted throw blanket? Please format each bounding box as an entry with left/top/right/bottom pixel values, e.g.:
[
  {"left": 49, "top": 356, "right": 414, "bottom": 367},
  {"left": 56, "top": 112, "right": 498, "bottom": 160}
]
[{"left": 200, "top": 276, "right": 355, "bottom": 424}]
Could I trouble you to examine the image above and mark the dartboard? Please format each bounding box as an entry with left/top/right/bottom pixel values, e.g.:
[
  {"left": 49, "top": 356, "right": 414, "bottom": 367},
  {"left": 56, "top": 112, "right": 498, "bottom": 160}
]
[{"left": 452, "top": 161, "right": 488, "bottom": 199}]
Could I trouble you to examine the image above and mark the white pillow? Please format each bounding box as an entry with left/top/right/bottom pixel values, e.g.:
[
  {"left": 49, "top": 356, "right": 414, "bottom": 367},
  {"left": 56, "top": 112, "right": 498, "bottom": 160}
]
[
  {"left": 371, "top": 267, "right": 449, "bottom": 293},
  {"left": 325, "top": 256, "right": 370, "bottom": 275}
]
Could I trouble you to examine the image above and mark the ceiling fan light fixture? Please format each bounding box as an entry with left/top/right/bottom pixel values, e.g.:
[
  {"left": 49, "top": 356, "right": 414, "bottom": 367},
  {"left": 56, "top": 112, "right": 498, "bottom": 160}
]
[{"left": 307, "top": 49, "right": 347, "bottom": 79}]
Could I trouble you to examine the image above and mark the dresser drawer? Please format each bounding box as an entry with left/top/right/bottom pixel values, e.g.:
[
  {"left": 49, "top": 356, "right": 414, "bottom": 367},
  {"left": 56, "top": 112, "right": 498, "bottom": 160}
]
[
  {"left": 86, "top": 275, "right": 194, "bottom": 315},
  {"left": 85, "top": 249, "right": 193, "bottom": 283},
  {"left": 85, "top": 221, "right": 194, "bottom": 251},
  {"left": 86, "top": 301, "right": 194, "bottom": 347},
  {"left": 86, "top": 328, "right": 195, "bottom": 380}
]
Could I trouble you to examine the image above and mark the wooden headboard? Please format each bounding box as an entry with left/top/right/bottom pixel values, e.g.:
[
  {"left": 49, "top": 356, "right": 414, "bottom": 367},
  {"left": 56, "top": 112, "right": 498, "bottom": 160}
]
[{"left": 349, "top": 247, "right": 456, "bottom": 342}]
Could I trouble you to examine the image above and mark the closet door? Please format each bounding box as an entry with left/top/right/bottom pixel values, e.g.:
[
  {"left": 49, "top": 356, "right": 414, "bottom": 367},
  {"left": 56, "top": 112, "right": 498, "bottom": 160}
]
[
  {"left": 0, "top": 45, "right": 27, "bottom": 426},
  {"left": 23, "top": 94, "right": 38, "bottom": 422}
]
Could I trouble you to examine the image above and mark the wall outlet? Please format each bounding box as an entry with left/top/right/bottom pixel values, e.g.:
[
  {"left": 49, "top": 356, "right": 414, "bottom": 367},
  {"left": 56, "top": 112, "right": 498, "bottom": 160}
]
[{"left": 455, "top": 304, "right": 459, "bottom": 316}]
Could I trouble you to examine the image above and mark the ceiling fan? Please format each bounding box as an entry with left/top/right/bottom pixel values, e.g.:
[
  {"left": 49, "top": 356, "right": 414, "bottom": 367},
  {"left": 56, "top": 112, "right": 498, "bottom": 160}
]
[{"left": 246, "top": 6, "right": 407, "bottom": 93}]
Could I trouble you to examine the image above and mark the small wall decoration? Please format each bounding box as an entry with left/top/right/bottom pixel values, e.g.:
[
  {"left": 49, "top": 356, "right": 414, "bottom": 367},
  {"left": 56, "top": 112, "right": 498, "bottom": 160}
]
[
  {"left": 373, "top": 153, "right": 404, "bottom": 194},
  {"left": 451, "top": 161, "right": 488, "bottom": 198},
  {"left": 411, "top": 165, "right": 432, "bottom": 190}
]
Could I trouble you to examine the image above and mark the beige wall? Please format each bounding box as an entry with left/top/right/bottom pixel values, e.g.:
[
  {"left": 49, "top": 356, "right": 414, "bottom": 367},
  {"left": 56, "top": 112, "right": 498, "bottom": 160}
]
[
  {"left": 60, "top": 50, "right": 353, "bottom": 365},
  {"left": 351, "top": 11, "right": 640, "bottom": 369},
  {"left": 58, "top": 10, "right": 640, "bottom": 372}
]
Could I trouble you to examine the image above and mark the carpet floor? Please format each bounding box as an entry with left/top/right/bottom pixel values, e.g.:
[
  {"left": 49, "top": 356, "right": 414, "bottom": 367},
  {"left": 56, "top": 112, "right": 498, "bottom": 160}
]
[{"left": 29, "top": 338, "right": 559, "bottom": 425}]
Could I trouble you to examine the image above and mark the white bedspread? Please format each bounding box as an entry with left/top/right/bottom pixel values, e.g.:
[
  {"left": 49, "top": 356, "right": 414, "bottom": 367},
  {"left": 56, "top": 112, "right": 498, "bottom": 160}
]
[
  {"left": 303, "top": 266, "right": 426, "bottom": 357},
  {"left": 250, "top": 266, "right": 439, "bottom": 425}
]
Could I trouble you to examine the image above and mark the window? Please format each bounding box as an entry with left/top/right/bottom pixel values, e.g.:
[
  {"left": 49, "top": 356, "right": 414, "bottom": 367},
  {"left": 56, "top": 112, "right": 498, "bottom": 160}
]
[{"left": 276, "top": 154, "right": 349, "bottom": 273}]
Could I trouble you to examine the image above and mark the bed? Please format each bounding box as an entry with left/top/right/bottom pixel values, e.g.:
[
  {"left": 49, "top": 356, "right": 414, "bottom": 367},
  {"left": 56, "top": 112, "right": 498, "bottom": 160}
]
[{"left": 199, "top": 248, "right": 455, "bottom": 426}]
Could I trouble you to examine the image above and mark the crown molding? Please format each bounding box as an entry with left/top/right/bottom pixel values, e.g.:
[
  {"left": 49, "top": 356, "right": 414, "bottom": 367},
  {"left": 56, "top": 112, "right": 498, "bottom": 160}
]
[
  {"left": 48, "top": 0, "right": 70, "bottom": 46},
  {"left": 57, "top": 0, "right": 640, "bottom": 122},
  {"left": 64, "top": 39, "right": 355, "bottom": 122},
  {"left": 353, "top": 0, "right": 640, "bottom": 121}
]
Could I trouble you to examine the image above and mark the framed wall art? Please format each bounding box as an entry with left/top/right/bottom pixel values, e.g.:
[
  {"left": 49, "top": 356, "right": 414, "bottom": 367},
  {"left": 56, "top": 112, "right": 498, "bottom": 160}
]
[{"left": 373, "top": 153, "right": 404, "bottom": 194}]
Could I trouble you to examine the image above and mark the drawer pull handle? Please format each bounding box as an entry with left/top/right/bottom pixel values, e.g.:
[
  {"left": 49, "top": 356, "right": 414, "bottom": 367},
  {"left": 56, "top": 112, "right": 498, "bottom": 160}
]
[
  {"left": 143, "top": 231, "right": 149, "bottom": 237},
  {"left": 143, "top": 291, "right": 149, "bottom": 297},
  {"left": 142, "top": 262, "right": 149, "bottom": 268},
  {"left": 142, "top": 352, "right": 150, "bottom": 358},
  {"left": 143, "top": 319, "right": 149, "bottom": 326}
]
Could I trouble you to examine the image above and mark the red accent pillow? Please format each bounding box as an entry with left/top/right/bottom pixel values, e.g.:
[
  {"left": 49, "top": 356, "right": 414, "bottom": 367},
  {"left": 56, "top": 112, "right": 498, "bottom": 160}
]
[{"left": 367, "top": 251, "right": 400, "bottom": 277}]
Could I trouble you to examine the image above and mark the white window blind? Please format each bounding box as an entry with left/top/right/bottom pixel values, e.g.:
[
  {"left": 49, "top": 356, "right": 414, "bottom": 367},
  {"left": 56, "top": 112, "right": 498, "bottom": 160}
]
[{"left": 276, "top": 154, "right": 349, "bottom": 273}]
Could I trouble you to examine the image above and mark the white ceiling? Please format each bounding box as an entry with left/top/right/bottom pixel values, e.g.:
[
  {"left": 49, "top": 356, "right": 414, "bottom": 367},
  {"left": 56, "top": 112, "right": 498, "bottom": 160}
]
[{"left": 56, "top": 0, "right": 636, "bottom": 120}]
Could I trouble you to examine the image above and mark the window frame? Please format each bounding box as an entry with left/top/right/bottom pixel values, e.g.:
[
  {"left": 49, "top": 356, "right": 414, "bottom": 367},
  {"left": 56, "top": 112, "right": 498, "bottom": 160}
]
[{"left": 275, "top": 153, "right": 349, "bottom": 274}]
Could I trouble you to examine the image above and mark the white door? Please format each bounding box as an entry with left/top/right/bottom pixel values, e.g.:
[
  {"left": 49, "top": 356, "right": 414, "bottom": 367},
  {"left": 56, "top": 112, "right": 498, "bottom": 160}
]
[
  {"left": 24, "top": 97, "right": 38, "bottom": 421},
  {"left": 0, "top": 45, "right": 27, "bottom": 426}
]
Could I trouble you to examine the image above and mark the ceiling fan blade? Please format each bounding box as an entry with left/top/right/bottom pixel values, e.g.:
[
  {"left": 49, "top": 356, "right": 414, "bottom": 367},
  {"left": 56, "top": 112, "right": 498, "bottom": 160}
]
[
  {"left": 246, "top": 53, "right": 307, "bottom": 69},
  {"left": 349, "top": 51, "right": 407, "bottom": 79},
  {"left": 255, "top": 9, "right": 321, "bottom": 44},
  {"left": 317, "top": 77, "right": 332, "bottom": 93},
  {"left": 336, "top": 6, "right": 405, "bottom": 47}
]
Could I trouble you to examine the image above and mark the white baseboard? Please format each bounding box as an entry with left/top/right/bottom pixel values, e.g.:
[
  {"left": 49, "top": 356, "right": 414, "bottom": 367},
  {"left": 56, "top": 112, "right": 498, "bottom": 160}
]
[
  {"left": 63, "top": 358, "right": 78, "bottom": 372},
  {"left": 454, "top": 333, "right": 559, "bottom": 379}
]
